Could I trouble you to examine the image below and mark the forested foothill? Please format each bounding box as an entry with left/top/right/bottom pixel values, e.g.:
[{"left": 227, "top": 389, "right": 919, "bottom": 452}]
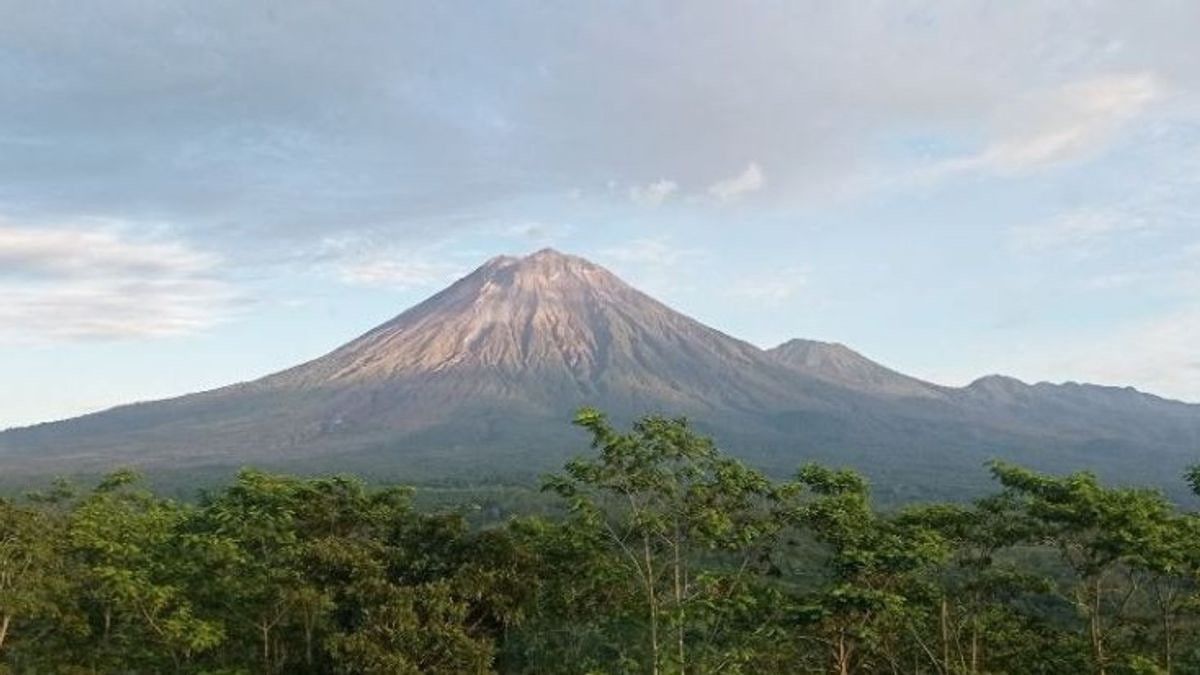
[{"left": 3, "top": 409, "right": 1200, "bottom": 674}]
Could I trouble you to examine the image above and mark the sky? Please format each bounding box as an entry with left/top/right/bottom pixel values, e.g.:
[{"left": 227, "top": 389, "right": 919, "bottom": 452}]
[{"left": 1, "top": 1, "right": 1199, "bottom": 428}]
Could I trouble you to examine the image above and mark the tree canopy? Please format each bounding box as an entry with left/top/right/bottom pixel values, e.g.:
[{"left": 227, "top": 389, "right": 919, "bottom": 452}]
[{"left": 2, "top": 408, "right": 1199, "bottom": 674}]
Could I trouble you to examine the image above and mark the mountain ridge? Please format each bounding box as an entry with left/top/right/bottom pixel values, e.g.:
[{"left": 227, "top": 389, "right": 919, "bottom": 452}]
[
  {"left": 2, "top": 249, "right": 1197, "bottom": 499},
  {"left": 766, "top": 338, "right": 948, "bottom": 399}
]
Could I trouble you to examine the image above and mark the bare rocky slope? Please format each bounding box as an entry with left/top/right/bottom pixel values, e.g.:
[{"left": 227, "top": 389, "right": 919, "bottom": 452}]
[
  {"left": 767, "top": 339, "right": 947, "bottom": 399},
  {"left": 2, "top": 249, "right": 1198, "bottom": 499}
]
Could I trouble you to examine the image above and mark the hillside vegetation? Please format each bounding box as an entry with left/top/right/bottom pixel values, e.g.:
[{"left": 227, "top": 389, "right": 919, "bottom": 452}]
[{"left": 2, "top": 409, "right": 1200, "bottom": 674}]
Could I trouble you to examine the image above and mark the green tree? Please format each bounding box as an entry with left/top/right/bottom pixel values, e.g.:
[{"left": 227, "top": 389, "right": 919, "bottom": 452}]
[
  {"left": 0, "top": 498, "right": 68, "bottom": 658},
  {"left": 991, "top": 462, "right": 1182, "bottom": 675},
  {"left": 898, "top": 496, "right": 1074, "bottom": 674},
  {"left": 789, "top": 464, "right": 951, "bottom": 675},
  {"left": 545, "top": 408, "right": 787, "bottom": 674},
  {"left": 327, "top": 579, "right": 494, "bottom": 674},
  {"left": 68, "top": 469, "right": 223, "bottom": 672}
]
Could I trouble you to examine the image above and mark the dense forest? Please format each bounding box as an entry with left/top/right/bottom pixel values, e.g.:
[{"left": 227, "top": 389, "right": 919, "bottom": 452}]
[{"left": 2, "top": 409, "right": 1200, "bottom": 674}]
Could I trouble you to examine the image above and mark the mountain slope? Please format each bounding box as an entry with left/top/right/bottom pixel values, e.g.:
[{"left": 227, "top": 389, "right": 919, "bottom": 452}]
[
  {"left": 767, "top": 339, "right": 945, "bottom": 399},
  {"left": 260, "top": 249, "right": 838, "bottom": 415},
  {"left": 956, "top": 375, "right": 1200, "bottom": 446},
  {"left": 0, "top": 250, "right": 857, "bottom": 478},
  {"left": 1, "top": 249, "right": 1197, "bottom": 499}
]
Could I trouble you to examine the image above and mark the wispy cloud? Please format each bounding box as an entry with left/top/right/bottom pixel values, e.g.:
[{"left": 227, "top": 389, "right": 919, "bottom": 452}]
[
  {"left": 921, "top": 73, "right": 1163, "bottom": 182},
  {"left": 725, "top": 268, "right": 806, "bottom": 305},
  {"left": 318, "top": 236, "right": 466, "bottom": 290},
  {"left": 1010, "top": 208, "right": 1152, "bottom": 255},
  {"left": 335, "top": 258, "right": 463, "bottom": 289},
  {"left": 600, "top": 237, "right": 695, "bottom": 267},
  {"left": 0, "top": 222, "right": 239, "bottom": 340},
  {"left": 598, "top": 237, "right": 707, "bottom": 296},
  {"left": 708, "top": 163, "right": 765, "bottom": 202},
  {"left": 499, "top": 221, "right": 573, "bottom": 244},
  {"left": 1081, "top": 258, "right": 1199, "bottom": 297},
  {"left": 629, "top": 179, "right": 679, "bottom": 207}
]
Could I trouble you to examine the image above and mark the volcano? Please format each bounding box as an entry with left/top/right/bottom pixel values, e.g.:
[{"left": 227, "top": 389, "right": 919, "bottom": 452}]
[{"left": 2, "top": 249, "right": 1197, "bottom": 499}]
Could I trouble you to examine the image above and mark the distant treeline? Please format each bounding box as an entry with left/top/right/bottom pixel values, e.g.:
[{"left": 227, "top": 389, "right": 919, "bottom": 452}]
[{"left": 2, "top": 409, "right": 1200, "bottom": 674}]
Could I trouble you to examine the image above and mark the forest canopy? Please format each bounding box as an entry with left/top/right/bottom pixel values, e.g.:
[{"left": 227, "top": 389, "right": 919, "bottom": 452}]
[{"left": 2, "top": 408, "right": 1199, "bottom": 674}]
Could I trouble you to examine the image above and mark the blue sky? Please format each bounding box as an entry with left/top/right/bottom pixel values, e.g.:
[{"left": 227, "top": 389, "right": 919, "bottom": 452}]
[{"left": 2, "top": 1, "right": 1198, "bottom": 428}]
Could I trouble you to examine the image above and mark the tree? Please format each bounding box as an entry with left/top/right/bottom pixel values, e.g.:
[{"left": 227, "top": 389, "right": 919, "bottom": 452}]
[
  {"left": 897, "top": 496, "right": 1068, "bottom": 674},
  {"left": 545, "top": 408, "right": 786, "bottom": 674},
  {"left": 788, "top": 464, "right": 951, "bottom": 675},
  {"left": 4, "top": 409, "right": 1200, "bottom": 673},
  {"left": 326, "top": 580, "right": 494, "bottom": 674},
  {"left": 67, "top": 469, "right": 223, "bottom": 672},
  {"left": 0, "top": 498, "right": 67, "bottom": 658},
  {"left": 991, "top": 462, "right": 1182, "bottom": 675}
]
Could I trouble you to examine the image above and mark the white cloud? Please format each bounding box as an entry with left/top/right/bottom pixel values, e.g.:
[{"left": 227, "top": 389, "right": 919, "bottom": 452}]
[
  {"left": 1168, "top": 241, "right": 1200, "bottom": 296},
  {"left": 4, "top": 4, "right": 1199, "bottom": 245},
  {"left": 335, "top": 258, "right": 462, "bottom": 289},
  {"left": 1081, "top": 271, "right": 1148, "bottom": 291},
  {"left": 629, "top": 179, "right": 678, "bottom": 207},
  {"left": 1082, "top": 244, "right": 1200, "bottom": 295},
  {"left": 318, "top": 235, "right": 466, "bottom": 290},
  {"left": 708, "top": 163, "right": 765, "bottom": 202},
  {"left": 600, "top": 237, "right": 692, "bottom": 267},
  {"left": 598, "top": 237, "right": 708, "bottom": 296},
  {"left": 498, "top": 221, "right": 573, "bottom": 244},
  {"left": 934, "top": 73, "right": 1162, "bottom": 177},
  {"left": 1010, "top": 208, "right": 1152, "bottom": 254},
  {"left": 0, "top": 225, "right": 218, "bottom": 277},
  {"left": 0, "top": 222, "right": 239, "bottom": 341},
  {"left": 725, "top": 268, "right": 806, "bottom": 305}
]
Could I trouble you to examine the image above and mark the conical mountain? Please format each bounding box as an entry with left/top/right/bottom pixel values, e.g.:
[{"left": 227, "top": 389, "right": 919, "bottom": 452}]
[
  {"left": 259, "top": 248, "right": 831, "bottom": 415},
  {"left": 1, "top": 249, "right": 1197, "bottom": 499},
  {"left": 0, "top": 250, "right": 850, "bottom": 479}
]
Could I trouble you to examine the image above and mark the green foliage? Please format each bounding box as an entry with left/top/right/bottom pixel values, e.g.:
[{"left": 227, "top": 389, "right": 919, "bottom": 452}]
[
  {"left": 2, "top": 411, "right": 1200, "bottom": 674},
  {"left": 67, "top": 470, "right": 223, "bottom": 671},
  {"left": 0, "top": 497, "right": 72, "bottom": 663},
  {"left": 543, "top": 408, "right": 792, "bottom": 673}
]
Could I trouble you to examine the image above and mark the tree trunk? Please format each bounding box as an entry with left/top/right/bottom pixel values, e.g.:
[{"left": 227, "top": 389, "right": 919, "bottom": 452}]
[
  {"left": 834, "top": 629, "right": 851, "bottom": 675},
  {"left": 302, "top": 610, "right": 316, "bottom": 669},
  {"left": 261, "top": 622, "right": 271, "bottom": 669},
  {"left": 643, "top": 534, "right": 660, "bottom": 675},
  {"left": 940, "top": 597, "right": 950, "bottom": 674},
  {"left": 674, "top": 525, "right": 686, "bottom": 674},
  {"left": 1090, "top": 577, "right": 1106, "bottom": 675},
  {"left": 970, "top": 622, "right": 979, "bottom": 675},
  {"left": 305, "top": 625, "right": 314, "bottom": 667},
  {"left": 1162, "top": 606, "right": 1173, "bottom": 675}
]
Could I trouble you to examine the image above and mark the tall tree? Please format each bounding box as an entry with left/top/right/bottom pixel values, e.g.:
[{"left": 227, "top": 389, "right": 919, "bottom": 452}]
[
  {"left": 789, "top": 464, "right": 951, "bottom": 675},
  {"left": 991, "top": 462, "right": 1182, "bottom": 675},
  {"left": 67, "top": 470, "right": 223, "bottom": 672},
  {"left": 0, "top": 498, "right": 67, "bottom": 658},
  {"left": 545, "top": 408, "right": 786, "bottom": 674}
]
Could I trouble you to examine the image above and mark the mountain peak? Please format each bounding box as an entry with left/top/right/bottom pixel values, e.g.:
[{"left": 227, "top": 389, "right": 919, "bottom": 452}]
[
  {"left": 481, "top": 253, "right": 520, "bottom": 267},
  {"left": 528, "top": 246, "right": 567, "bottom": 259},
  {"left": 477, "top": 248, "right": 603, "bottom": 279},
  {"left": 768, "top": 338, "right": 943, "bottom": 398},
  {"left": 968, "top": 374, "right": 1028, "bottom": 390},
  {"left": 272, "top": 247, "right": 766, "bottom": 395},
  {"left": 520, "top": 247, "right": 600, "bottom": 271},
  {"left": 772, "top": 338, "right": 855, "bottom": 360},
  {"left": 458, "top": 249, "right": 621, "bottom": 302}
]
